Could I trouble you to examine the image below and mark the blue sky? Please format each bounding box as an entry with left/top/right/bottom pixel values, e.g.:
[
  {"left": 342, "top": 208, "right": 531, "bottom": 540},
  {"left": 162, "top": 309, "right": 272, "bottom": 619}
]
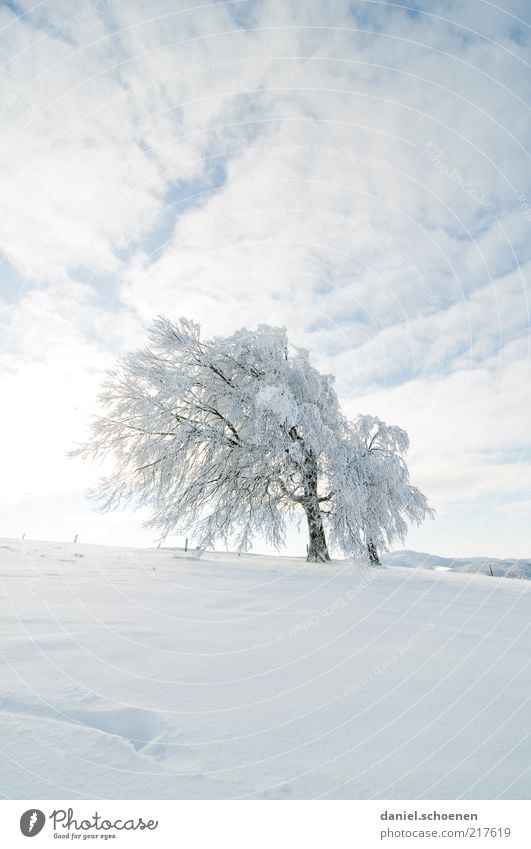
[{"left": 1, "top": 0, "right": 531, "bottom": 557}]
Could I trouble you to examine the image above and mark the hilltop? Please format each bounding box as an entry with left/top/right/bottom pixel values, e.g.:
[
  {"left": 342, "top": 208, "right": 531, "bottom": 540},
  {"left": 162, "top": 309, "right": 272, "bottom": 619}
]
[{"left": 0, "top": 538, "right": 529, "bottom": 799}]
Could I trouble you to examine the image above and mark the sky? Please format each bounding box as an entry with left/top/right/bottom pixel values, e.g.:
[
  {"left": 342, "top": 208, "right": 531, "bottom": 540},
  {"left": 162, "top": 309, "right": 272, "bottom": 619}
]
[{"left": 1, "top": 0, "right": 531, "bottom": 558}]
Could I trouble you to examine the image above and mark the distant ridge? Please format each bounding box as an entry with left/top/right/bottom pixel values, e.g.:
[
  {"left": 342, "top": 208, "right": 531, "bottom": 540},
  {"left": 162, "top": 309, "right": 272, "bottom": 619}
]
[{"left": 382, "top": 550, "right": 531, "bottom": 580}]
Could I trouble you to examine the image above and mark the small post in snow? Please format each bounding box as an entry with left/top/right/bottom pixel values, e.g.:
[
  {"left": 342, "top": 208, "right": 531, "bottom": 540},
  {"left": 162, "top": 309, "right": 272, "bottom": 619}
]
[
  {"left": 489, "top": 563, "right": 494, "bottom": 576},
  {"left": 21, "top": 532, "right": 26, "bottom": 540},
  {"left": 74, "top": 534, "right": 78, "bottom": 544},
  {"left": 184, "top": 537, "right": 188, "bottom": 552}
]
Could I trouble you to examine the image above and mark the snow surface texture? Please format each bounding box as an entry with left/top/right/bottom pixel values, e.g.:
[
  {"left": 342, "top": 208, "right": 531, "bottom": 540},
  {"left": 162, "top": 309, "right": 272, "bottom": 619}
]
[{"left": 0, "top": 539, "right": 529, "bottom": 799}]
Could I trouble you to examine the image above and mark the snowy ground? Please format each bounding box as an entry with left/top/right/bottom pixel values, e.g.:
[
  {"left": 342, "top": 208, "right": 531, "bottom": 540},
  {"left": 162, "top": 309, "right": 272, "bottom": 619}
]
[{"left": 0, "top": 538, "right": 529, "bottom": 800}]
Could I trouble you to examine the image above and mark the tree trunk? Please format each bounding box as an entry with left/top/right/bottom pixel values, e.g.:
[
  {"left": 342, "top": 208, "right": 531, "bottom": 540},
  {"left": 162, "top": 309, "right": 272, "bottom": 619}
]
[
  {"left": 367, "top": 540, "right": 380, "bottom": 565},
  {"left": 289, "top": 433, "right": 330, "bottom": 562},
  {"left": 304, "top": 498, "right": 330, "bottom": 562}
]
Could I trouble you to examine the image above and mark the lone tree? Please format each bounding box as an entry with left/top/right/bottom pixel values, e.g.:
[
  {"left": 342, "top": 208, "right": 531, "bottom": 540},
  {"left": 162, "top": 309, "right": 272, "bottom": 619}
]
[{"left": 75, "top": 318, "right": 433, "bottom": 562}]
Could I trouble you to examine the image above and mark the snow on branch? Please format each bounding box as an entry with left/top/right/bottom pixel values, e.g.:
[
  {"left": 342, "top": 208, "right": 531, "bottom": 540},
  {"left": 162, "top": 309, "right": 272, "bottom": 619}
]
[{"left": 73, "top": 318, "right": 434, "bottom": 562}]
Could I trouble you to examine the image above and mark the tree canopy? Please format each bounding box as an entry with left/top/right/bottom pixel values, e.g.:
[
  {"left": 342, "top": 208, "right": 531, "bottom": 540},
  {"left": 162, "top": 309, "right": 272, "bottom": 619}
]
[{"left": 76, "top": 317, "right": 433, "bottom": 562}]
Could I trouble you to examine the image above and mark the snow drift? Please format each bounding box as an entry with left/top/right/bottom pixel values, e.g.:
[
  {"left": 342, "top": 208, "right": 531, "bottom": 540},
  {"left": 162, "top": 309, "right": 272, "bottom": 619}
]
[{"left": 0, "top": 539, "right": 529, "bottom": 799}]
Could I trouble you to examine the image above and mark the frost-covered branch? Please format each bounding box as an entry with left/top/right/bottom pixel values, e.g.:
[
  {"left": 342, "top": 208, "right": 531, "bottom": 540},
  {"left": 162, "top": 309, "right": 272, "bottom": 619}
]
[{"left": 73, "top": 317, "right": 434, "bottom": 563}]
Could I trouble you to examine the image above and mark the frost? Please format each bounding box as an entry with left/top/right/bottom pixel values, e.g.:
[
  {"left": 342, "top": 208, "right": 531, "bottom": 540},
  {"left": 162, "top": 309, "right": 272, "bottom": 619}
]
[{"left": 75, "top": 317, "right": 433, "bottom": 563}]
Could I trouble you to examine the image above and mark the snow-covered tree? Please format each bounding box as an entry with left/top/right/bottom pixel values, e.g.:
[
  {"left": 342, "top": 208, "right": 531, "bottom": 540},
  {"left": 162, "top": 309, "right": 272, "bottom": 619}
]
[
  {"left": 75, "top": 317, "right": 433, "bottom": 562},
  {"left": 349, "top": 415, "right": 435, "bottom": 564}
]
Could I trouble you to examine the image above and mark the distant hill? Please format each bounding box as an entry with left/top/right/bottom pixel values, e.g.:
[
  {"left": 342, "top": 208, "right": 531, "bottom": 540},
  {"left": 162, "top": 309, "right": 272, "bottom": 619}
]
[{"left": 382, "top": 550, "right": 531, "bottom": 580}]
